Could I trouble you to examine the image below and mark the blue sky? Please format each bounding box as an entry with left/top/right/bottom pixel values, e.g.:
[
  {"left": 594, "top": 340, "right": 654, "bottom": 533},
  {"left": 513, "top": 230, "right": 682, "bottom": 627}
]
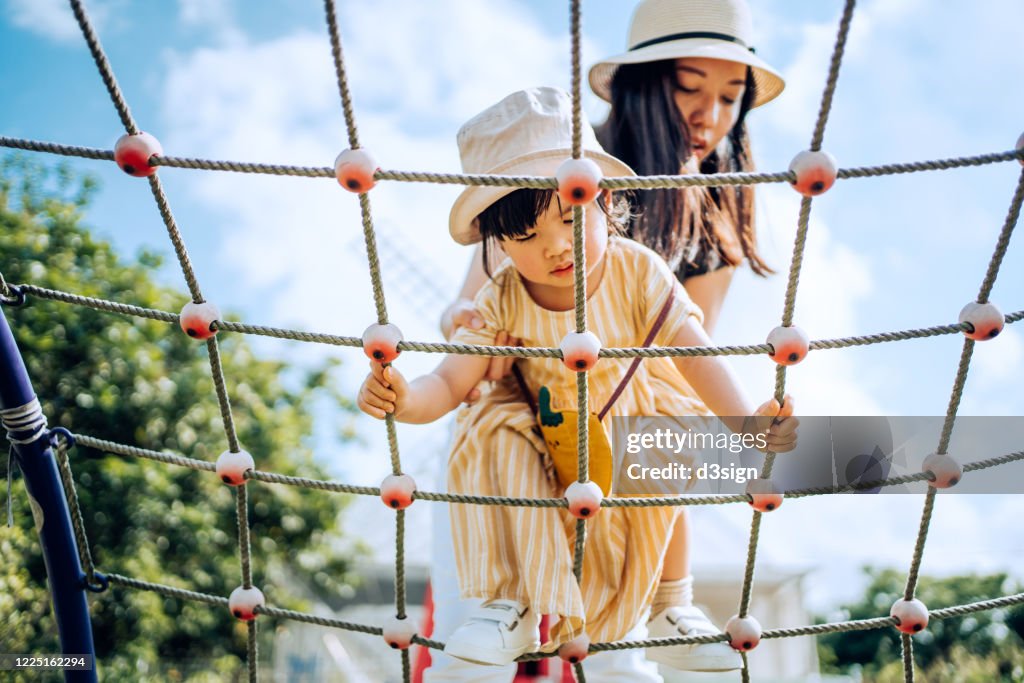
[{"left": 3, "top": 0, "right": 1023, "bottom": 611}]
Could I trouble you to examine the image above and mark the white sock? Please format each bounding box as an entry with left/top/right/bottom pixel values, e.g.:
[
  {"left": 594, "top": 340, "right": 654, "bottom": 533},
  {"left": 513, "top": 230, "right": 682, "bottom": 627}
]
[{"left": 650, "top": 576, "right": 694, "bottom": 617}]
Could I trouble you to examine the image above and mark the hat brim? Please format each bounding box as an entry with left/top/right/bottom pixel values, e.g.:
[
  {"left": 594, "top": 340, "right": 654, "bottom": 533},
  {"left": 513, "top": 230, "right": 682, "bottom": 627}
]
[
  {"left": 449, "top": 149, "right": 635, "bottom": 246},
  {"left": 589, "top": 38, "right": 785, "bottom": 108}
]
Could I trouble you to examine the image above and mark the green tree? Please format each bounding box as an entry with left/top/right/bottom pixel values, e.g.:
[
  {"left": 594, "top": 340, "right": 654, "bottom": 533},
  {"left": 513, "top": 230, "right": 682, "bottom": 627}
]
[
  {"left": 0, "top": 155, "right": 363, "bottom": 681},
  {"left": 818, "top": 566, "right": 1024, "bottom": 681}
]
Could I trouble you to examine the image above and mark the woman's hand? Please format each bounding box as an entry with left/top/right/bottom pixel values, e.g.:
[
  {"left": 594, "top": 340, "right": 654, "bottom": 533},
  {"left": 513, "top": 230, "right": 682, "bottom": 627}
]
[
  {"left": 358, "top": 361, "right": 410, "bottom": 420},
  {"left": 441, "top": 298, "right": 520, "bottom": 404},
  {"left": 748, "top": 394, "right": 798, "bottom": 453}
]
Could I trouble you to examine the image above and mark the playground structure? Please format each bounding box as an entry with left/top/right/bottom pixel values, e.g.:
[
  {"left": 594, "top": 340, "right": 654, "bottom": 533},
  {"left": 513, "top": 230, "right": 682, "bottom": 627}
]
[{"left": 2, "top": 0, "right": 1024, "bottom": 681}]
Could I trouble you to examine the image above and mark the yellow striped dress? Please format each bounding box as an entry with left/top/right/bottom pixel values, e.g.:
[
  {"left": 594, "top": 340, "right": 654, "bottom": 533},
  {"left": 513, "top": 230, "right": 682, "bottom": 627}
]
[{"left": 448, "top": 236, "right": 711, "bottom": 650}]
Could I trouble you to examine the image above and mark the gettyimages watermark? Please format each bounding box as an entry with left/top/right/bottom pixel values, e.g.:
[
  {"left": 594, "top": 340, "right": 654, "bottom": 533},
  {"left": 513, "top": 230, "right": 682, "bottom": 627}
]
[{"left": 609, "top": 416, "right": 1024, "bottom": 496}]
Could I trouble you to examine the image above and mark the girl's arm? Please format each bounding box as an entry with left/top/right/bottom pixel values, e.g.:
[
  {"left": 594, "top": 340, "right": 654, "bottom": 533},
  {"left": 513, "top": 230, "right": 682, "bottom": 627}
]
[{"left": 358, "top": 354, "right": 491, "bottom": 424}]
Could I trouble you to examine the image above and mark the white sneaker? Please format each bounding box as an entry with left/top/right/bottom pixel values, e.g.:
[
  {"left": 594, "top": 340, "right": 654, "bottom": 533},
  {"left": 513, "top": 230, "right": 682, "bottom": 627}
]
[
  {"left": 443, "top": 599, "right": 541, "bottom": 666},
  {"left": 646, "top": 605, "right": 743, "bottom": 672}
]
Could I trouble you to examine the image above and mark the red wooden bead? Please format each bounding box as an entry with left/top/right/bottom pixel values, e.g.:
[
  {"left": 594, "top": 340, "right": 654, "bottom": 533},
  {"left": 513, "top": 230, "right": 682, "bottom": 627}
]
[
  {"left": 922, "top": 452, "right": 962, "bottom": 489},
  {"left": 958, "top": 302, "right": 1004, "bottom": 341},
  {"left": 565, "top": 481, "right": 603, "bottom": 519},
  {"left": 747, "top": 478, "right": 783, "bottom": 512},
  {"left": 725, "top": 614, "right": 762, "bottom": 651},
  {"left": 789, "top": 150, "right": 837, "bottom": 196},
  {"left": 229, "top": 586, "right": 265, "bottom": 621},
  {"left": 766, "top": 325, "right": 810, "bottom": 365},
  {"left": 334, "top": 148, "right": 378, "bottom": 193},
  {"left": 380, "top": 473, "right": 416, "bottom": 510},
  {"left": 890, "top": 598, "right": 929, "bottom": 634},
  {"left": 558, "top": 634, "right": 591, "bottom": 663},
  {"left": 114, "top": 132, "right": 163, "bottom": 177},
  {"left": 215, "top": 449, "right": 254, "bottom": 486},
  {"left": 556, "top": 158, "right": 603, "bottom": 206},
  {"left": 382, "top": 616, "right": 417, "bottom": 649},
  {"left": 179, "top": 301, "right": 221, "bottom": 340},
  {"left": 560, "top": 331, "right": 601, "bottom": 371},
  {"left": 362, "top": 323, "right": 403, "bottom": 363}
]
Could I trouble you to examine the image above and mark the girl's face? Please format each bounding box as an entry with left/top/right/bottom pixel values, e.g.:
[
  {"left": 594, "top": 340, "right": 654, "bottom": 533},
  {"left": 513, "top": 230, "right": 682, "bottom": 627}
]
[
  {"left": 673, "top": 57, "right": 748, "bottom": 161},
  {"left": 499, "top": 194, "right": 608, "bottom": 310}
]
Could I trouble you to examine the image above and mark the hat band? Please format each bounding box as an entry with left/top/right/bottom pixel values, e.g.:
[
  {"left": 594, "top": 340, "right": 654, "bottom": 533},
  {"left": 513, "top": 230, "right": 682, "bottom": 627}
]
[{"left": 630, "top": 31, "right": 755, "bottom": 54}]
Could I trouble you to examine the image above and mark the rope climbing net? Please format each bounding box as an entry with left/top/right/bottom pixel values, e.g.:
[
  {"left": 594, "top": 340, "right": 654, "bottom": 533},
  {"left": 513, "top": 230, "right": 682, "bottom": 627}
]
[{"left": 1, "top": 1, "right": 1023, "bottom": 681}]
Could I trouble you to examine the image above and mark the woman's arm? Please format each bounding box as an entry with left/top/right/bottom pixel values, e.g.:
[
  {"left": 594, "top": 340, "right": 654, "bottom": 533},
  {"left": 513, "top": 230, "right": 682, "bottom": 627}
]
[
  {"left": 668, "top": 316, "right": 753, "bottom": 431},
  {"left": 667, "top": 316, "right": 797, "bottom": 452},
  {"left": 440, "top": 243, "right": 491, "bottom": 340},
  {"left": 439, "top": 243, "right": 518, "bottom": 389},
  {"left": 681, "top": 266, "right": 735, "bottom": 337}
]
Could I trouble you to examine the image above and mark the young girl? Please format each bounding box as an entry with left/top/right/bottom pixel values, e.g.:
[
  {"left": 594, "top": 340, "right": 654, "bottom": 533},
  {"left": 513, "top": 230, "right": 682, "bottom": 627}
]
[{"left": 358, "top": 87, "right": 796, "bottom": 667}]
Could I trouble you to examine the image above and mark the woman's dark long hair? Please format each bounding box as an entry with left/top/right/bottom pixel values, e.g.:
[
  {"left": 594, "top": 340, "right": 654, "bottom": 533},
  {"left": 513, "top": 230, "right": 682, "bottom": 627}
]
[{"left": 597, "top": 60, "right": 772, "bottom": 276}]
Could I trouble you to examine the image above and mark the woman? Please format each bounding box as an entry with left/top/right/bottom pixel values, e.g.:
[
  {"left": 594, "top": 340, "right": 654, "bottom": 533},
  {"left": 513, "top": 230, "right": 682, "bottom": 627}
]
[{"left": 429, "top": 0, "right": 785, "bottom": 678}]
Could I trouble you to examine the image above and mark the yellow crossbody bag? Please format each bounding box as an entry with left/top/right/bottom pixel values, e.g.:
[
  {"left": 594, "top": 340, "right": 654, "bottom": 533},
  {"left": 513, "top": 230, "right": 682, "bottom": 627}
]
[{"left": 513, "top": 290, "right": 676, "bottom": 496}]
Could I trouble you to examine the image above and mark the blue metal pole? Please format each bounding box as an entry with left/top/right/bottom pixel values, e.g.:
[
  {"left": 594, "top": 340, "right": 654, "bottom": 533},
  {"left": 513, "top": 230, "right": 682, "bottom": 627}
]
[{"left": 0, "top": 304, "right": 98, "bottom": 683}]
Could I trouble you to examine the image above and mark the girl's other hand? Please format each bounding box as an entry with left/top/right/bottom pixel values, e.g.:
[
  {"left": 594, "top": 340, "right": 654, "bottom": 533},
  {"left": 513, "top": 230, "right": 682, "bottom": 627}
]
[
  {"left": 750, "top": 394, "right": 798, "bottom": 453},
  {"left": 358, "top": 361, "right": 410, "bottom": 420},
  {"left": 442, "top": 299, "right": 520, "bottom": 404}
]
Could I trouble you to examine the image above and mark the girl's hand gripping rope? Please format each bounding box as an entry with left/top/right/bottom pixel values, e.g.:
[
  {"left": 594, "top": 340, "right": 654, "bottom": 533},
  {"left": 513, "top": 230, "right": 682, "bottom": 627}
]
[
  {"left": 358, "top": 361, "right": 410, "bottom": 420},
  {"left": 748, "top": 394, "right": 799, "bottom": 453}
]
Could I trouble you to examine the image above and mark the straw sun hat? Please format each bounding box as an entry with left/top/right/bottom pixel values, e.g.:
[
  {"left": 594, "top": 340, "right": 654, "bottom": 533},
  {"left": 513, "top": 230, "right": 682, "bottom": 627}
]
[
  {"left": 449, "top": 87, "right": 634, "bottom": 246},
  {"left": 589, "top": 0, "right": 785, "bottom": 108}
]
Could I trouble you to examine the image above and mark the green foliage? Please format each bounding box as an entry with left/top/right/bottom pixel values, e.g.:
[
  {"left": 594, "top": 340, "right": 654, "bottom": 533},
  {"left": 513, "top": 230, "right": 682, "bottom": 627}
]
[
  {"left": 0, "top": 155, "right": 363, "bottom": 680},
  {"left": 818, "top": 566, "right": 1024, "bottom": 681}
]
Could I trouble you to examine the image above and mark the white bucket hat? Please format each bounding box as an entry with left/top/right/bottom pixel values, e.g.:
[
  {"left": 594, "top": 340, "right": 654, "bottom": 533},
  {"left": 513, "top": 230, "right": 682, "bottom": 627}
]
[
  {"left": 589, "top": 0, "right": 785, "bottom": 108},
  {"left": 449, "top": 87, "right": 634, "bottom": 246}
]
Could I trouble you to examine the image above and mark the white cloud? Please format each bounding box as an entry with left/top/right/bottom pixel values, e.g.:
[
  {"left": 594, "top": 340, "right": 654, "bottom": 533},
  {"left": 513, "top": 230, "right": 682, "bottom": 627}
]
[
  {"left": 972, "top": 327, "right": 1023, "bottom": 383},
  {"left": 6, "top": 0, "right": 90, "bottom": 43},
  {"left": 178, "top": 0, "right": 230, "bottom": 26},
  {"left": 176, "top": 0, "right": 241, "bottom": 44}
]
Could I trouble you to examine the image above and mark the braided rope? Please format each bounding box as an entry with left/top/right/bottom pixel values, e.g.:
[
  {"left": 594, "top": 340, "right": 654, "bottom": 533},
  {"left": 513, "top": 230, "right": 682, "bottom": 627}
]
[
  {"left": 570, "top": 0, "right": 582, "bottom": 160},
  {"left": 318, "top": 3, "right": 412, "bottom": 662},
  {"left": 809, "top": 0, "right": 856, "bottom": 151},
  {"left": 68, "top": 0, "right": 138, "bottom": 135},
  {"left": 7, "top": 135, "right": 1019, "bottom": 185},
  {"left": 68, "top": 426, "right": 1024, "bottom": 509},
  {"left": 903, "top": 163, "right": 1022, "bottom": 610},
  {"left": 978, "top": 169, "right": 1024, "bottom": 302},
  {"left": 5, "top": 1, "right": 1021, "bottom": 680},
  {"left": 567, "top": 0, "right": 592, "bottom": 589},
  {"left": 737, "top": 0, "right": 857, "bottom": 628},
  {"left": 901, "top": 632, "right": 914, "bottom": 682},
  {"left": 895, "top": 119, "right": 1021, "bottom": 683},
  {"left": 106, "top": 573, "right": 228, "bottom": 606},
  {"left": 15, "top": 282, "right": 1021, "bottom": 360},
  {"left": 147, "top": 174, "right": 204, "bottom": 302},
  {"left": 54, "top": 442, "right": 98, "bottom": 585},
  {"left": 323, "top": 0, "right": 360, "bottom": 150},
  {"left": 90, "top": 564, "right": 1024, "bottom": 664}
]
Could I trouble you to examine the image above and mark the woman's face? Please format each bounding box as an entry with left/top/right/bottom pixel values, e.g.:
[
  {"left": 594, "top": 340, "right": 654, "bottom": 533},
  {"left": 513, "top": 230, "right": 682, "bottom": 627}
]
[{"left": 672, "top": 57, "right": 748, "bottom": 161}]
